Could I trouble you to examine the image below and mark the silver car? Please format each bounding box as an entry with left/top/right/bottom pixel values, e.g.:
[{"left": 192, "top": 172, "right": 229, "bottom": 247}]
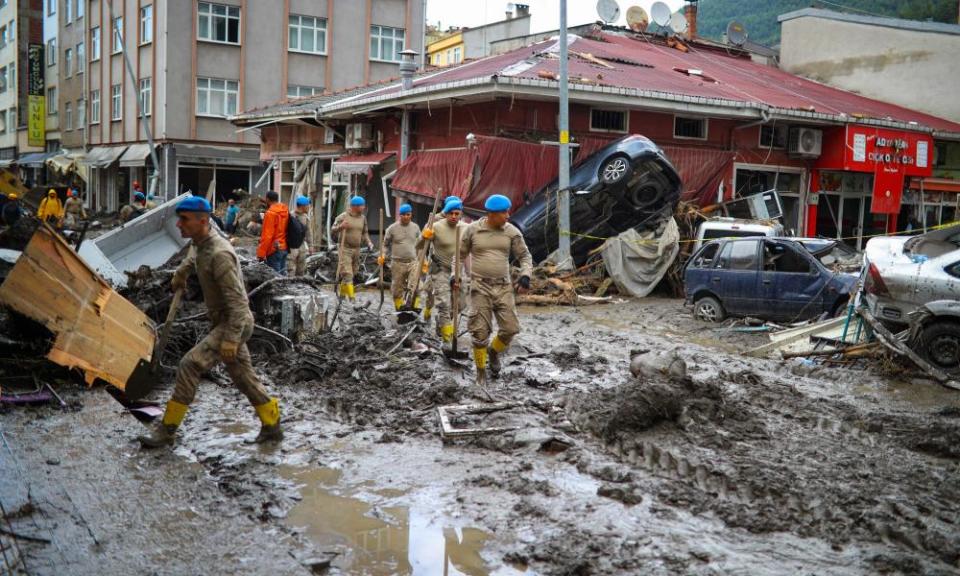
[{"left": 863, "top": 223, "right": 960, "bottom": 327}]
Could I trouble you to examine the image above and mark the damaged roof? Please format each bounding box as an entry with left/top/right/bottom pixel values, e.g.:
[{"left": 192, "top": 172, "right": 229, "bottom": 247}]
[{"left": 234, "top": 29, "right": 960, "bottom": 137}]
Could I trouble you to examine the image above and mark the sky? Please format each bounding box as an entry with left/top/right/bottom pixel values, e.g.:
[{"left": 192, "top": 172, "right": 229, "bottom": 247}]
[{"left": 426, "top": 0, "right": 687, "bottom": 34}]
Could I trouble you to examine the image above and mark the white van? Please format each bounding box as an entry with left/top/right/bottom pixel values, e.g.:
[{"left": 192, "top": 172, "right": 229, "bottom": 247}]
[{"left": 694, "top": 218, "right": 785, "bottom": 252}]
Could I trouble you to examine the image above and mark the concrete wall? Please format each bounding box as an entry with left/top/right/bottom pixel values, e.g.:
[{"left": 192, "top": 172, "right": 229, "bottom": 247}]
[
  {"left": 490, "top": 22, "right": 596, "bottom": 55},
  {"left": 0, "top": 0, "right": 19, "bottom": 153},
  {"left": 43, "top": 0, "right": 57, "bottom": 140},
  {"left": 780, "top": 11, "right": 960, "bottom": 123},
  {"left": 59, "top": 0, "right": 86, "bottom": 148},
  {"left": 462, "top": 15, "right": 530, "bottom": 60}
]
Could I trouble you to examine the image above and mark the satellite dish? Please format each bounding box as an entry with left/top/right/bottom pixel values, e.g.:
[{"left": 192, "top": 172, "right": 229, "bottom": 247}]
[
  {"left": 726, "top": 20, "right": 748, "bottom": 46},
  {"left": 650, "top": 1, "right": 671, "bottom": 27},
  {"left": 596, "top": 0, "right": 620, "bottom": 24},
  {"left": 670, "top": 11, "right": 688, "bottom": 34},
  {"left": 625, "top": 6, "right": 649, "bottom": 32}
]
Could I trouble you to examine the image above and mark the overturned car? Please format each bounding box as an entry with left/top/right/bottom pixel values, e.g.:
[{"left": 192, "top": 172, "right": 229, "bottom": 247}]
[{"left": 510, "top": 135, "right": 683, "bottom": 265}]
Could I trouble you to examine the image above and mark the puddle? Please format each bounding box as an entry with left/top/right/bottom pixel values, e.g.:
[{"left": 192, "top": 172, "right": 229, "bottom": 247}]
[
  {"left": 282, "top": 466, "right": 501, "bottom": 576},
  {"left": 858, "top": 378, "right": 960, "bottom": 409}
]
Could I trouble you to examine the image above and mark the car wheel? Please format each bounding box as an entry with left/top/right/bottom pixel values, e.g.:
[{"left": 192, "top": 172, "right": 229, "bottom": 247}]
[
  {"left": 918, "top": 321, "right": 960, "bottom": 375},
  {"left": 694, "top": 296, "right": 726, "bottom": 323},
  {"left": 599, "top": 155, "right": 632, "bottom": 186}
]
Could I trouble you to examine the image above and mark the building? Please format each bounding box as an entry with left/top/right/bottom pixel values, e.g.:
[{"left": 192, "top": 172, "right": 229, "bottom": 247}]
[
  {"left": 77, "top": 0, "right": 423, "bottom": 214},
  {"left": 41, "top": 0, "right": 56, "bottom": 152},
  {"left": 234, "top": 24, "right": 960, "bottom": 250},
  {"left": 0, "top": 0, "right": 44, "bottom": 175},
  {"left": 57, "top": 0, "right": 85, "bottom": 159},
  {"left": 427, "top": 4, "right": 530, "bottom": 67}
]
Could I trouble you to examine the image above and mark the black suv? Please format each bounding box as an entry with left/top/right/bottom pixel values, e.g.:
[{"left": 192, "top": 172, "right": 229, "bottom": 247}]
[{"left": 510, "top": 135, "right": 682, "bottom": 265}]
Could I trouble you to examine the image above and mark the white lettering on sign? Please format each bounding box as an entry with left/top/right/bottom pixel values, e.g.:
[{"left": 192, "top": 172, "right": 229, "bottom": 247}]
[
  {"left": 917, "top": 140, "right": 928, "bottom": 168},
  {"left": 853, "top": 133, "right": 866, "bottom": 162}
]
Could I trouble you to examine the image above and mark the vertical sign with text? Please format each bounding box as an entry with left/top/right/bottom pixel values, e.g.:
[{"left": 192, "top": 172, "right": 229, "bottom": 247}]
[{"left": 27, "top": 44, "right": 45, "bottom": 148}]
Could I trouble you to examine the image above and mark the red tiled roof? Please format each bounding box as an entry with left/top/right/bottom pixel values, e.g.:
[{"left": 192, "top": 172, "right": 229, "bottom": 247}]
[{"left": 327, "top": 31, "right": 960, "bottom": 134}]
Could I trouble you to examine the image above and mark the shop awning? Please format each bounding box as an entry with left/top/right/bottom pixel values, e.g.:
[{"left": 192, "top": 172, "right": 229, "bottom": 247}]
[
  {"left": 909, "top": 177, "right": 960, "bottom": 194},
  {"left": 119, "top": 144, "right": 156, "bottom": 167},
  {"left": 331, "top": 152, "right": 395, "bottom": 176},
  {"left": 80, "top": 146, "right": 128, "bottom": 168},
  {"left": 175, "top": 143, "right": 260, "bottom": 167},
  {"left": 18, "top": 151, "right": 54, "bottom": 167},
  {"left": 0, "top": 159, "right": 15, "bottom": 168}
]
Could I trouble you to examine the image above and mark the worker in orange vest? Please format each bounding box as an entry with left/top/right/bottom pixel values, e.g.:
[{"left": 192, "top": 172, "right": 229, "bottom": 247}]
[{"left": 256, "top": 190, "right": 289, "bottom": 275}]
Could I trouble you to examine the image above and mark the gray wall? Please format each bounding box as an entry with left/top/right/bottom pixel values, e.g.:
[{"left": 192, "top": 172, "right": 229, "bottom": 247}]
[
  {"left": 59, "top": 0, "right": 87, "bottom": 148},
  {"left": 780, "top": 11, "right": 960, "bottom": 123},
  {"left": 462, "top": 15, "right": 530, "bottom": 60}
]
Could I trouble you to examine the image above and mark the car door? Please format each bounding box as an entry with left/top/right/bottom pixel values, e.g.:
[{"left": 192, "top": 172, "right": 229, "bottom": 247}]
[
  {"left": 760, "top": 240, "right": 829, "bottom": 321},
  {"left": 714, "top": 239, "right": 761, "bottom": 316}
]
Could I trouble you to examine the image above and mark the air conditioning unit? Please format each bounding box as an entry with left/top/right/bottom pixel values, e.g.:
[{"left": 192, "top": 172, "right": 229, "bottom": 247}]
[
  {"left": 344, "top": 123, "right": 373, "bottom": 150},
  {"left": 788, "top": 127, "right": 823, "bottom": 158}
]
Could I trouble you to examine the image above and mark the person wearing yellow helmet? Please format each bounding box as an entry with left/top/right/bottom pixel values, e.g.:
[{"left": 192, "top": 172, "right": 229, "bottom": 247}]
[
  {"left": 37, "top": 189, "right": 64, "bottom": 227},
  {"left": 2, "top": 193, "right": 22, "bottom": 226}
]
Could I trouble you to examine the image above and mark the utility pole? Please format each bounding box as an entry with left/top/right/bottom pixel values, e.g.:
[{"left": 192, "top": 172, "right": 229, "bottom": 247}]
[{"left": 556, "top": 0, "right": 572, "bottom": 270}]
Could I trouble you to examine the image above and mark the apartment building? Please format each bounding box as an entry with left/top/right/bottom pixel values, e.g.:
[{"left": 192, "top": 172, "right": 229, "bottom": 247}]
[
  {"left": 41, "top": 0, "right": 55, "bottom": 151},
  {"left": 58, "top": 0, "right": 84, "bottom": 152},
  {"left": 80, "top": 0, "right": 423, "bottom": 212},
  {"left": 0, "top": 0, "right": 43, "bottom": 172}
]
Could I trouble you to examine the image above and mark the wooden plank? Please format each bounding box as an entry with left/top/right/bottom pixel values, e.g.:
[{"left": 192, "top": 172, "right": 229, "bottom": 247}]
[{"left": 0, "top": 225, "right": 155, "bottom": 390}]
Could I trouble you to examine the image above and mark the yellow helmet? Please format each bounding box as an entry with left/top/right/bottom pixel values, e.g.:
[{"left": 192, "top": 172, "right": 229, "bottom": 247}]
[
  {"left": 48, "top": 189, "right": 57, "bottom": 197},
  {"left": 7, "top": 193, "right": 17, "bottom": 200}
]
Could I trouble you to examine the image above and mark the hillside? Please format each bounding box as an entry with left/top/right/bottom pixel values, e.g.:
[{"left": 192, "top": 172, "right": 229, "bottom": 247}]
[{"left": 694, "top": 0, "right": 959, "bottom": 47}]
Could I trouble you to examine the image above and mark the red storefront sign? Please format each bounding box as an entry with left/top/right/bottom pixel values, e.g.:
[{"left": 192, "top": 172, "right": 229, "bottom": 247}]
[{"left": 816, "top": 126, "right": 934, "bottom": 214}]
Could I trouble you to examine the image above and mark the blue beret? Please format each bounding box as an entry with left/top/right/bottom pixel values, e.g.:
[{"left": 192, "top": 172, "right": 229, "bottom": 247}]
[
  {"left": 296, "top": 196, "right": 310, "bottom": 207},
  {"left": 443, "top": 197, "right": 463, "bottom": 213},
  {"left": 350, "top": 196, "right": 366, "bottom": 207},
  {"left": 135, "top": 192, "right": 146, "bottom": 201},
  {"left": 399, "top": 203, "right": 412, "bottom": 215},
  {"left": 147, "top": 194, "right": 155, "bottom": 200},
  {"left": 484, "top": 194, "right": 511, "bottom": 212},
  {"left": 175, "top": 196, "right": 212, "bottom": 213}
]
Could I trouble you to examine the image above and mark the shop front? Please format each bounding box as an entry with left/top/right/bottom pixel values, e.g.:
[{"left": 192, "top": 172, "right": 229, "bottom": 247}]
[{"left": 808, "top": 126, "right": 933, "bottom": 248}]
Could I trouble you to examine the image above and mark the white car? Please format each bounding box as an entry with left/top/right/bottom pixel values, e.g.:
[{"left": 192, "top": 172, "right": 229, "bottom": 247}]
[{"left": 863, "top": 223, "right": 960, "bottom": 327}]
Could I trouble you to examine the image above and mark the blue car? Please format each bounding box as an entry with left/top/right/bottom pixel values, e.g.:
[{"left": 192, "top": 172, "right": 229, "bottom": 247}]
[{"left": 684, "top": 237, "right": 857, "bottom": 323}]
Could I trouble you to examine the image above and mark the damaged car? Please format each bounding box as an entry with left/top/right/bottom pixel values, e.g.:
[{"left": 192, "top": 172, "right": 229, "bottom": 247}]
[
  {"left": 510, "top": 135, "right": 682, "bottom": 265},
  {"left": 909, "top": 300, "right": 960, "bottom": 376},
  {"left": 684, "top": 237, "right": 856, "bottom": 323},
  {"left": 863, "top": 223, "right": 960, "bottom": 327}
]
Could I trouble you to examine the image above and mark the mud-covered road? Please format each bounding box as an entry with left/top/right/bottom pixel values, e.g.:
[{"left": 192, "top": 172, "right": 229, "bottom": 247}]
[{"left": 2, "top": 296, "right": 959, "bottom": 575}]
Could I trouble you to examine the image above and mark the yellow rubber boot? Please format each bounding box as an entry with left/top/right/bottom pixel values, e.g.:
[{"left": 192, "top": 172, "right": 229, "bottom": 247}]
[
  {"left": 473, "top": 347, "right": 488, "bottom": 371},
  {"left": 394, "top": 298, "right": 403, "bottom": 310},
  {"left": 414, "top": 296, "right": 422, "bottom": 309},
  {"left": 423, "top": 307, "right": 432, "bottom": 321},
  {"left": 248, "top": 398, "right": 283, "bottom": 444},
  {"left": 489, "top": 336, "right": 509, "bottom": 378},
  {"left": 440, "top": 324, "right": 454, "bottom": 343},
  {"left": 346, "top": 283, "right": 356, "bottom": 300},
  {"left": 139, "top": 400, "right": 188, "bottom": 448},
  {"left": 339, "top": 283, "right": 349, "bottom": 298}
]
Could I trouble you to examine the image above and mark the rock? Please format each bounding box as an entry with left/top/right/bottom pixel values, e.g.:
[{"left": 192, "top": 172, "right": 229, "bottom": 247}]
[
  {"left": 597, "top": 483, "right": 643, "bottom": 505},
  {"left": 630, "top": 349, "right": 687, "bottom": 380}
]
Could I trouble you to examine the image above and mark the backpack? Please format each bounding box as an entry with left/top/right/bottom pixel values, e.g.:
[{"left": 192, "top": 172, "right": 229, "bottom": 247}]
[{"left": 286, "top": 211, "right": 306, "bottom": 249}]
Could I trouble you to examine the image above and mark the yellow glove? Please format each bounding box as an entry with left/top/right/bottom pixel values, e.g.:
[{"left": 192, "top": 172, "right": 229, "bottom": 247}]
[
  {"left": 422, "top": 228, "right": 434, "bottom": 240},
  {"left": 220, "top": 340, "right": 240, "bottom": 363},
  {"left": 377, "top": 255, "right": 385, "bottom": 266}
]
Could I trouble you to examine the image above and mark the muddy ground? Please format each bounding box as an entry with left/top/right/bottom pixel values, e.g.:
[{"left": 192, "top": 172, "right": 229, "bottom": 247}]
[{"left": 2, "top": 294, "right": 960, "bottom": 576}]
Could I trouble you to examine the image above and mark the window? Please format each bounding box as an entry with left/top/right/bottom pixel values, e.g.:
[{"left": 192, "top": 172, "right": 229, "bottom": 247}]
[
  {"left": 64, "top": 102, "right": 72, "bottom": 130},
  {"left": 370, "top": 25, "right": 404, "bottom": 62},
  {"left": 64, "top": 48, "right": 72, "bottom": 77},
  {"left": 89, "top": 89, "right": 100, "bottom": 124},
  {"left": 8, "top": 107, "right": 15, "bottom": 129},
  {"left": 46, "top": 0, "right": 55, "bottom": 16},
  {"left": 0, "top": 66, "right": 6, "bottom": 94},
  {"left": 140, "top": 5, "right": 152, "bottom": 44},
  {"left": 46, "top": 87, "right": 57, "bottom": 115},
  {"left": 64, "top": 0, "right": 71, "bottom": 22},
  {"left": 452, "top": 46, "right": 461, "bottom": 64},
  {"left": 91, "top": 26, "right": 100, "bottom": 61},
  {"left": 8, "top": 62, "right": 12, "bottom": 89},
  {"left": 692, "top": 242, "right": 720, "bottom": 268},
  {"left": 196, "top": 77, "right": 238, "bottom": 117},
  {"left": 674, "top": 116, "right": 708, "bottom": 140},
  {"left": 47, "top": 38, "right": 56, "bottom": 65},
  {"left": 286, "top": 85, "right": 320, "bottom": 99},
  {"left": 76, "top": 42, "right": 84, "bottom": 74},
  {"left": 76, "top": 0, "right": 83, "bottom": 20},
  {"left": 720, "top": 240, "right": 759, "bottom": 271},
  {"left": 759, "top": 124, "right": 788, "bottom": 149},
  {"left": 288, "top": 15, "right": 326, "bottom": 54},
  {"left": 138, "top": 77, "right": 151, "bottom": 116},
  {"left": 198, "top": 2, "right": 240, "bottom": 44},
  {"left": 112, "top": 17, "right": 123, "bottom": 53},
  {"left": 110, "top": 83, "right": 121, "bottom": 120},
  {"left": 0, "top": 109, "right": 6, "bottom": 135},
  {"left": 8, "top": 20, "right": 13, "bottom": 42},
  {"left": 763, "top": 241, "right": 811, "bottom": 274},
  {"left": 78, "top": 98, "right": 85, "bottom": 127},
  {"left": 590, "top": 108, "right": 628, "bottom": 133},
  {"left": 0, "top": 26, "right": 7, "bottom": 49}
]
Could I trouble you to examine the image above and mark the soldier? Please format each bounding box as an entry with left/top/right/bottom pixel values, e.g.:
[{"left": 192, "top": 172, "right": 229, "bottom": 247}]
[
  {"left": 379, "top": 203, "right": 420, "bottom": 310},
  {"left": 288, "top": 195, "right": 314, "bottom": 277},
  {"left": 145, "top": 194, "right": 158, "bottom": 210},
  {"left": 459, "top": 194, "right": 532, "bottom": 379},
  {"left": 333, "top": 196, "right": 373, "bottom": 302},
  {"left": 62, "top": 189, "right": 87, "bottom": 228},
  {"left": 417, "top": 196, "right": 466, "bottom": 343},
  {"left": 139, "top": 196, "right": 282, "bottom": 448}
]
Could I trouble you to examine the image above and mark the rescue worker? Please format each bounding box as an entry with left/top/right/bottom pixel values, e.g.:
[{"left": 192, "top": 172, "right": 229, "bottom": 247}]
[
  {"left": 132, "top": 180, "right": 144, "bottom": 195},
  {"left": 257, "top": 190, "right": 289, "bottom": 275},
  {"left": 1, "top": 193, "right": 22, "bottom": 226},
  {"left": 417, "top": 196, "right": 466, "bottom": 343},
  {"left": 145, "top": 193, "right": 158, "bottom": 210},
  {"left": 333, "top": 196, "right": 374, "bottom": 302},
  {"left": 288, "top": 195, "right": 314, "bottom": 276},
  {"left": 139, "top": 196, "right": 282, "bottom": 448},
  {"left": 120, "top": 191, "right": 147, "bottom": 222},
  {"left": 459, "top": 194, "right": 532, "bottom": 379},
  {"left": 380, "top": 203, "right": 420, "bottom": 310},
  {"left": 224, "top": 198, "right": 240, "bottom": 234},
  {"left": 37, "top": 189, "right": 64, "bottom": 227},
  {"left": 63, "top": 189, "right": 87, "bottom": 228}
]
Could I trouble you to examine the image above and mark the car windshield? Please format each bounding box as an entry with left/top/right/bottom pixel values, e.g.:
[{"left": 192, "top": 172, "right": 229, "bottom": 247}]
[{"left": 702, "top": 229, "right": 767, "bottom": 242}]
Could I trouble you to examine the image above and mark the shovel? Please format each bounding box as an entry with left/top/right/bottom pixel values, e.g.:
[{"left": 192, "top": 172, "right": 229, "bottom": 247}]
[
  {"left": 398, "top": 189, "right": 443, "bottom": 324},
  {"left": 377, "top": 209, "right": 385, "bottom": 314},
  {"left": 443, "top": 225, "right": 469, "bottom": 363},
  {"left": 329, "top": 224, "right": 348, "bottom": 329},
  {"left": 123, "top": 287, "right": 184, "bottom": 401}
]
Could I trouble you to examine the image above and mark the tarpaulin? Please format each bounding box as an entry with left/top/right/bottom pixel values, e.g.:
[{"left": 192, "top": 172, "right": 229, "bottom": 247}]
[
  {"left": 466, "top": 136, "right": 561, "bottom": 209},
  {"left": 390, "top": 148, "right": 476, "bottom": 202},
  {"left": 661, "top": 146, "right": 735, "bottom": 207},
  {"left": 601, "top": 217, "right": 679, "bottom": 298}
]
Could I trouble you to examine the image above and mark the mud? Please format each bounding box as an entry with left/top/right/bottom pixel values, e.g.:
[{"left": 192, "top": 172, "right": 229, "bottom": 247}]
[{"left": 2, "top": 296, "right": 960, "bottom": 575}]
